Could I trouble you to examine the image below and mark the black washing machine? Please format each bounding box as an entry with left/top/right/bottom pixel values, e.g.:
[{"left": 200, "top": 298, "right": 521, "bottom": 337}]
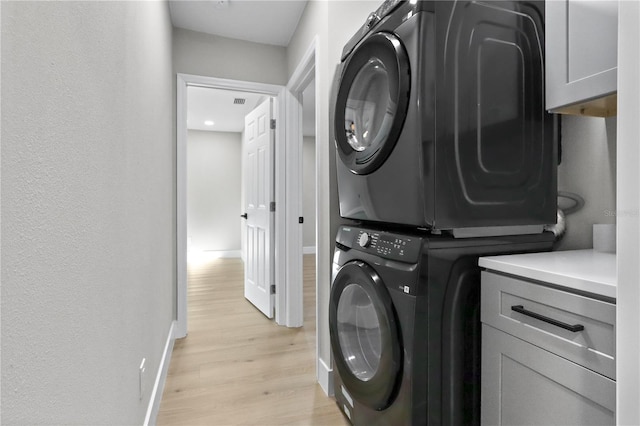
[
  {"left": 333, "top": 0, "right": 557, "bottom": 231},
  {"left": 329, "top": 225, "right": 554, "bottom": 425}
]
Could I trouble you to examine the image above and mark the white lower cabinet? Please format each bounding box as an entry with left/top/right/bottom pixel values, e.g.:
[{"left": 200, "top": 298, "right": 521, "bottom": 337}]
[
  {"left": 482, "top": 325, "right": 615, "bottom": 425},
  {"left": 481, "top": 270, "right": 616, "bottom": 425}
]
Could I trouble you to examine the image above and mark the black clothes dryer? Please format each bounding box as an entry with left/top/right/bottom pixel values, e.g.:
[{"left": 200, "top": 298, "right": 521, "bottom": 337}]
[
  {"left": 329, "top": 225, "right": 554, "bottom": 425},
  {"left": 333, "top": 0, "right": 557, "bottom": 231}
]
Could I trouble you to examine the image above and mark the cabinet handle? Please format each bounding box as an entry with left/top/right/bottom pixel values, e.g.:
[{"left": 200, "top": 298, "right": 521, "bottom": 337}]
[{"left": 511, "top": 305, "right": 585, "bottom": 332}]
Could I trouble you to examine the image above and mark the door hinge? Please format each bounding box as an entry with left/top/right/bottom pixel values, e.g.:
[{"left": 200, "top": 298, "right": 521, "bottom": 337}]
[
  {"left": 270, "top": 201, "right": 276, "bottom": 212},
  {"left": 270, "top": 119, "right": 276, "bottom": 130},
  {"left": 270, "top": 284, "right": 276, "bottom": 294},
  {"left": 299, "top": 217, "right": 304, "bottom": 224}
]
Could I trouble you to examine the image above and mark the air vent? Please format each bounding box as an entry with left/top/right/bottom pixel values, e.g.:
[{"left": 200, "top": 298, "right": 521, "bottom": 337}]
[{"left": 233, "top": 98, "right": 246, "bottom": 105}]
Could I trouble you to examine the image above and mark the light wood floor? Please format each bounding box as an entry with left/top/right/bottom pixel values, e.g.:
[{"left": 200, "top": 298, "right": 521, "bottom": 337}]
[{"left": 157, "top": 254, "right": 348, "bottom": 425}]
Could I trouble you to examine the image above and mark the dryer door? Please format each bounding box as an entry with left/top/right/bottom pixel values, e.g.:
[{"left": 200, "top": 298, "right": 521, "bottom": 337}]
[
  {"left": 334, "top": 32, "right": 410, "bottom": 175},
  {"left": 329, "top": 261, "right": 402, "bottom": 410}
]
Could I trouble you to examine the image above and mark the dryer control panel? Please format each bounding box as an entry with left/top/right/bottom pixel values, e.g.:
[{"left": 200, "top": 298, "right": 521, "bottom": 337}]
[{"left": 336, "top": 226, "right": 422, "bottom": 263}]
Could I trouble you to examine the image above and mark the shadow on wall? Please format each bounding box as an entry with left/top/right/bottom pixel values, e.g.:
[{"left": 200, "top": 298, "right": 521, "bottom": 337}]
[{"left": 556, "top": 115, "right": 617, "bottom": 251}]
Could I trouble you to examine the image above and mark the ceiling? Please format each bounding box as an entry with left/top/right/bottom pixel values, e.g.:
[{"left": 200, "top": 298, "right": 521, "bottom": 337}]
[
  {"left": 169, "top": 0, "right": 308, "bottom": 47},
  {"left": 187, "top": 87, "right": 266, "bottom": 132},
  {"left": 187, "top": 83, "right": 315, "bottom": 136},
  {"left": 176, "top": 1, "right": 315, "bottom": 137}
]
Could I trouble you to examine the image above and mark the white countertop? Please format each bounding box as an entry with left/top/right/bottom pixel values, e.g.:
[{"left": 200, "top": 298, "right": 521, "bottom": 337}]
[{"left": 479, "top": 249, "right": 617, "bottom": 300}]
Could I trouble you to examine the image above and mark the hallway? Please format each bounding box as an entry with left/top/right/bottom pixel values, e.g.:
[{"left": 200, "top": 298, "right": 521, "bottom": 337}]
[{"left": 157, "top": 255, "right": 347, "bottom": 425}]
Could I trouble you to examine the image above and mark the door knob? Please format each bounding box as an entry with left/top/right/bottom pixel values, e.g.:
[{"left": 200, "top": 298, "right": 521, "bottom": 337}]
[{"left": 240, "top": 213, "right": 248, "bottom": 219}]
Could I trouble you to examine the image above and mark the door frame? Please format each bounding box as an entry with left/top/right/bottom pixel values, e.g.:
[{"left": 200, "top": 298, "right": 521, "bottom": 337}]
[
  {"left": 176, "top": 73, "right": 287, "bottom": 337},
  {"left": 284, "top": 38, "right": 318, "bottom": 329}
]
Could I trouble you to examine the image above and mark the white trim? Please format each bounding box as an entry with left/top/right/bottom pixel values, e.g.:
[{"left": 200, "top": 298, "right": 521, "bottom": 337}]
[
  {"left": 176, "top": 75, "right": 188, "bottom": 339},
  {"left": 617, "top": 2, "right": 640, "bottom": 423},
  {"left": 188, "top": 250, "right": 242, "bottom": 259},
  {"left": 283, "top": 38, "right": 318, "bottom": 329},
  {"left": 303, "top": 246, "right": 317, "bottom": 255},
  {"left": 287, "top": 40, "right": 317, "bottom": 92},
  {"left": 206, "top": 250, "right": 242, "bottom": 258},
  {"left": 143, "top": 321, "right": 176, "bottom": 426},
  {"left": 318, "top": 357, "right": 334, "bottom": 397},
  {"left": 177, "top": 73, "right": 283, "bottom": 95},
  {"left": 176, "top": 74, "right": 286, "bottom": 336},
  {"left": 283, "top": 88, "right": 303, "bottom": 328}
]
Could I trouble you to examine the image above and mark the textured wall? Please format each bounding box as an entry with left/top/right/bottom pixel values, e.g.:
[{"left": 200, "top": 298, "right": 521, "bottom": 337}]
[
  {"left": 1, "top": 1, "right": 174, "bottom": 423},
  {"left": 173, "top": 27, "right": 287, "bottom": 86},
  {"left": 187, "top": 130, "right": 242, "bottom": 252}
]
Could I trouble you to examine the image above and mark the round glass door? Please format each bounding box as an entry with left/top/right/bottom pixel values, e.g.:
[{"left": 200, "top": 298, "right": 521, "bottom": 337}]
[
  {"left": 335, "top": 32, "right": 410, "bottom": 175},
  {"left": 336, "top": 283, "right": 382, "bottom": 381},
  {"left": 329, "top": 261, "right": 402, "bottom": 410}
]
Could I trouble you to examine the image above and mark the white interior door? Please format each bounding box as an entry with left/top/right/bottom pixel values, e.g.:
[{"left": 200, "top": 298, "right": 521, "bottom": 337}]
[{"left": 243, "top": 98, "right": 275, "bottom": 318}]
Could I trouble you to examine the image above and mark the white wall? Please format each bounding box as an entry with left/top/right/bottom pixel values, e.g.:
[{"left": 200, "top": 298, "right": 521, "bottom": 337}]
[
  {"left": 557, "top": 116, "right": 617, "bottom": 250},
  {"left": 1, "top": 1, "right": 174, "bottom": 424},
  {"left": 174, "top": 27, "right": 288, "bottom": 86},
  {"left": 187, "top": 130, "right": 242, "bottom": 253},
  {"left": 303, "top": 137, "right": 317, "bottom": 248}
]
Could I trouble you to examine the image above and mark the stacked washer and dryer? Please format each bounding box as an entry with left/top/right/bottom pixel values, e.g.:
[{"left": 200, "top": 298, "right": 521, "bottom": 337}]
[{"left": 328, "top": 1, "right": 557, "bottom": 425}]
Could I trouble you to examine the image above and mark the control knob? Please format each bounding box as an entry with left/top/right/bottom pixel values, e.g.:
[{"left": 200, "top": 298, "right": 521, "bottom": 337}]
[
  {"left": 358, "top": 232, "right": 372, "bottom": 248},
  {"left": 365, "top": 12, "right": 380, "bottom": 29}
]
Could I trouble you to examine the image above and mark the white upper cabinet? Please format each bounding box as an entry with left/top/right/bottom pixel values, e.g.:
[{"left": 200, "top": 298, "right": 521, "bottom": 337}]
[{"left": 546, "top": 0, "right": 618, "bottom": 116}]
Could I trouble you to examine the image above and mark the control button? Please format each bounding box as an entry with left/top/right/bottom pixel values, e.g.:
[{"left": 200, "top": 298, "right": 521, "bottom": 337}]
[
  {"left": 366, "top": 12, "right": 380, "bottom": 29},
  {"left": 358, "top": 232, "right": 372, "bottom": 248}
]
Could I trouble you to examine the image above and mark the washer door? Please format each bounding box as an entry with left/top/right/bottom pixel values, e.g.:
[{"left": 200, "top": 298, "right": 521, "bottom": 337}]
[
  {"left": 329, "top": 261, "right": 402, "bottom": 410},
  {"left": 334, "top": 32, "right": 410, "bottom": 175}
]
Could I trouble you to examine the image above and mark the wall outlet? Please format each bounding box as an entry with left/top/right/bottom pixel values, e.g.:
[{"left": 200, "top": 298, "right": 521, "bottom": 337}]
[{"left": 139, "top": 358, "right": 146, "bottom": 400}]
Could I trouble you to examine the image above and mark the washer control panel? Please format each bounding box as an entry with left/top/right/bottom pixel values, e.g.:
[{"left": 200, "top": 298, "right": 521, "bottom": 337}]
[{"left": 336, "top": 226, "right": 422, "bottom": 263}]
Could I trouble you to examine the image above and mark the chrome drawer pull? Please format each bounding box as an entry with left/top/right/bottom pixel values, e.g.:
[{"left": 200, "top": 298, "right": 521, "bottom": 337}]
[{"left": 511, "top": 305, "right": 585, "bottom": 332}]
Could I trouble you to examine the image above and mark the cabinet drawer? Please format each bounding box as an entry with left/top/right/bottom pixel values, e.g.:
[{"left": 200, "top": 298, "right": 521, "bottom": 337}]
[
  {"left": 482, "top": 325, "right": 615, "bottom": 425},
  {"left": 481, "top": 271, "right": 616, "bottom": 379}
]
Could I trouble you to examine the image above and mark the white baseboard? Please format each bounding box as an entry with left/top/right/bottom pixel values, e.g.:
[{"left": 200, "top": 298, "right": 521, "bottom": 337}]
[
  {"left": 144, "top": 321, "right": 176, "bottom": 426},
  {"left": 205, "top": 250, "right": 242, "bottom": 258},
  {"left": 318, "top": 357, "right": 334, "bottom": 397},
  {"left": 303, "top": 246, "right": 316, "bottom": 254}
]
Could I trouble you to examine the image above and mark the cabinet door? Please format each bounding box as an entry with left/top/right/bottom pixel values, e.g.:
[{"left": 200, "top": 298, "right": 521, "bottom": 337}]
[
  {"left": 482, "top": 325, "right": 615, "bottom": 425},
  {"left": 546, "top": 0, "right": 617, "bottom": 116}
]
